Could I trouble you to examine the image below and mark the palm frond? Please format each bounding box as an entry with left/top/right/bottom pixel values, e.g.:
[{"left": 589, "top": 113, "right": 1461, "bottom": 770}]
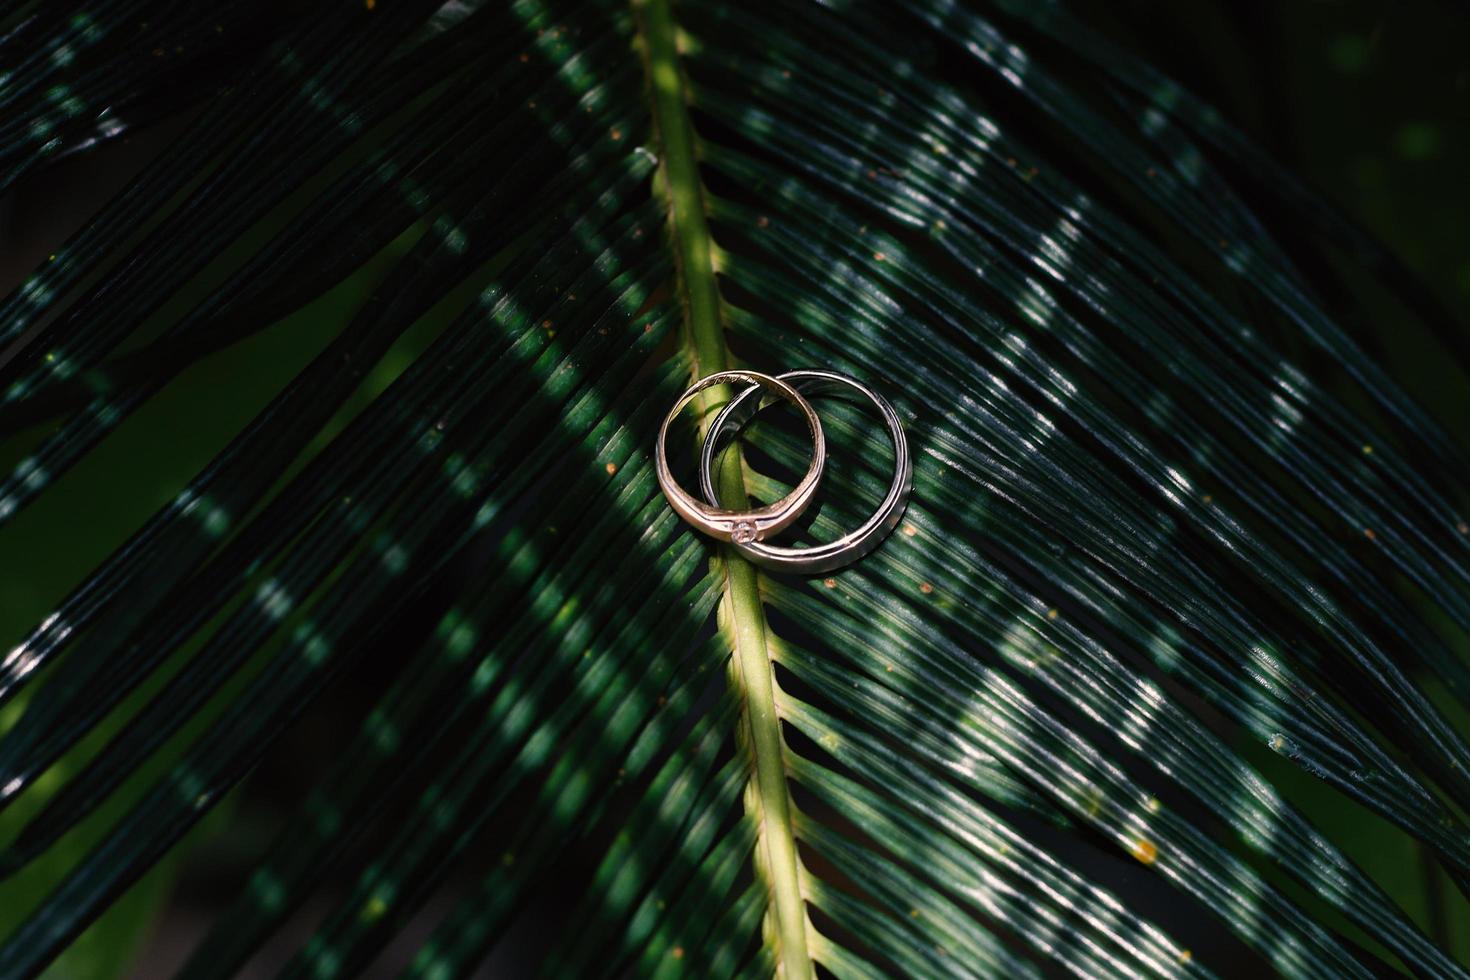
[{"left": 1, "top": 0, "right": 1467, "bottom": 977}]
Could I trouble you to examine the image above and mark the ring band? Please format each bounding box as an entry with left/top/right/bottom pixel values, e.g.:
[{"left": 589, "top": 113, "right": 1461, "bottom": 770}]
[
  {"left": 656, "top": 370, "right": 826, "bottom": 543},
  {"left": 697, "top": 369, "right": 910, "bottom": 574}
]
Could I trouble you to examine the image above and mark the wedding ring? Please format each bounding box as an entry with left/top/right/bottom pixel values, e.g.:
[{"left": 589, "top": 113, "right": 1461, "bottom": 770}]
[
  {"left": 697, "top": 369, "right": 910, "bottom": 574},
  {"left": 655, "top": 370, "right": 826, "bottom": 543}
]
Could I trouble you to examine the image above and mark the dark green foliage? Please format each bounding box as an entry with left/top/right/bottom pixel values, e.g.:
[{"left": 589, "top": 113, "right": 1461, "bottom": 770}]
[{"left": 0, "top": 0, "right": 1466, "bottom": 977}]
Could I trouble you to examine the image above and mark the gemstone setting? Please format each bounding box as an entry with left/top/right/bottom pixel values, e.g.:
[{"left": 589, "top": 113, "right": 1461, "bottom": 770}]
[{"left": 731, "top": 520, "right": 757, "bottom": 544}]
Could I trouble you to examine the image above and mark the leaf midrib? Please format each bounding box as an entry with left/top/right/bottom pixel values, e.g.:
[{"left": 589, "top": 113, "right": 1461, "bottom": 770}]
[{"left": 633, "top": 1, "right": 814, "bottom": 976}]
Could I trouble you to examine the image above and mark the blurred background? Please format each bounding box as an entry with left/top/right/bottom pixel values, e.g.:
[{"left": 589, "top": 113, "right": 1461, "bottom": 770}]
[{"left": 1, "top": 0, "right": 1466, "bottom": 975}]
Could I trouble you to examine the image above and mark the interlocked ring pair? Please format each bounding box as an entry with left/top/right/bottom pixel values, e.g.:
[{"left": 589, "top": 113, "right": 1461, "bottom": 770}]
[{"left": 654, "top": 369, "right": 911, "bottom": 574}]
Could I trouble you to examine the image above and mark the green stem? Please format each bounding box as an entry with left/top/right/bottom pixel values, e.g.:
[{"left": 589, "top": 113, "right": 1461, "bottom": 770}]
[{"left": 633, "top": 3, "right": 814, "bottom": 977}]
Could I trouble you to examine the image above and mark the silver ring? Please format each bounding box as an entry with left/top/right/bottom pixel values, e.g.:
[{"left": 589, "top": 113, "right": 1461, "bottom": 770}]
[
  {"left": 656, "top": 370, "right": 826, "bottom": 543},
  {"left": 697, "top": 369, "right": 911, "bottom": 574}
]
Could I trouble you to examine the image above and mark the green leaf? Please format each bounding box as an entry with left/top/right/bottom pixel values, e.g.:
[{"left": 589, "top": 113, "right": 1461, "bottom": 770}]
[{"left": 1, "top": 0, "right": 1468, "bottom": 977}]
